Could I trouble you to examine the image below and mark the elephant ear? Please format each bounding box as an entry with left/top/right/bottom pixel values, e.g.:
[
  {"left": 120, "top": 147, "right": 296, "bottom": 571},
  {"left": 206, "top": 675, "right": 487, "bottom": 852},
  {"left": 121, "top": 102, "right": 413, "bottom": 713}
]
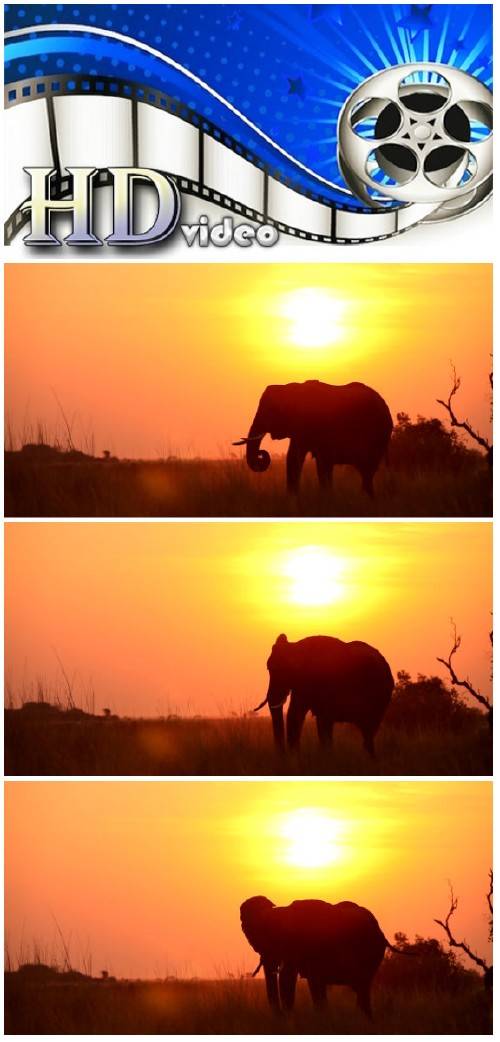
[{"left": 260, "top": 385, "right": 289, "bottom": 436}]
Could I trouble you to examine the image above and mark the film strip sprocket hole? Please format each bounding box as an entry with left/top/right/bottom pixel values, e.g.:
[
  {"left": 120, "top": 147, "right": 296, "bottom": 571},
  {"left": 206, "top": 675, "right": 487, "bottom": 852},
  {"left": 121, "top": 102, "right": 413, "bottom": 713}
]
[{"left": 4, "top": 73, "right": 421, "bottom": 246}]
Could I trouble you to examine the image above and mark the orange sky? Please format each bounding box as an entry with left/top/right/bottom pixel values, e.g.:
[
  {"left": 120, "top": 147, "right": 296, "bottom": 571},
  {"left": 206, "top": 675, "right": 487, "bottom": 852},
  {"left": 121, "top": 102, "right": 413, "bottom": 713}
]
[
  {"left": 5, "top": 521, "right": 491, "bottom": 717},
  {"left": 5, "top": 264, "right": 491, "bottom": 459},
  {"left": 5, "top": 781, "right": 491, "bottom": 980}
]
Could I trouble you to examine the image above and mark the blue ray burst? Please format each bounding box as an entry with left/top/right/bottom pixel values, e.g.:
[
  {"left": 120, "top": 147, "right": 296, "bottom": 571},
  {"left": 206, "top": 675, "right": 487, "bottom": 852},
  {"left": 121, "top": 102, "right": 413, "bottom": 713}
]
[{"left": 4, "top": 4, "right": 492, "bottom": 204}]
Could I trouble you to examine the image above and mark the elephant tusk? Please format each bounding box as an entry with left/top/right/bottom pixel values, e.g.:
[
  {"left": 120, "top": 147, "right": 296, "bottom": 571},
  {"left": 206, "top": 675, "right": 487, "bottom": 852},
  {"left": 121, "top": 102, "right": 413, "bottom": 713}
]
[
  {"left": 232, "top": 434, "right": 264, "bottom": 446},
  {"left": 253, "top": 698, "right": 269, "bottom": 712},
  {"left": 251, "top": 959, "right": 263, "bottom": 977}
]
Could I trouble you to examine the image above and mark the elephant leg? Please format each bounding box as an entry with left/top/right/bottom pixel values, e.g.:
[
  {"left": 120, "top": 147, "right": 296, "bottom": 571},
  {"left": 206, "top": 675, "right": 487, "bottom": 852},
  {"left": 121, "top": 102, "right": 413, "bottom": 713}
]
[
  {"left": 279, "top": 964, "right": 298, "bottom": 1012},
  {"left": 360, "top": 466, "right": 375, "bottom": 498},
  {"left": 316, "top": 713, "right": 333, "bottom": 749},
  {"left": 287, "top": 697, "right": 307, "bottom": 751},
  {"left": 308, "top": 977, "right": 328, "bottom": 1009},
  {"left": 355, "top": 982, "right": 373, "bottom": 1020},
  {"left": 264, "top": 965, "right": 281, "bottom": 1012},
  {"left": 286, "top": 440, "right": 307, "bottom": 494},
  {"left": 315, "top": 455, "right": 333, "bottom": 491},
  {"left": 361, "top": 727, "right": 376, "bottom": 758}
]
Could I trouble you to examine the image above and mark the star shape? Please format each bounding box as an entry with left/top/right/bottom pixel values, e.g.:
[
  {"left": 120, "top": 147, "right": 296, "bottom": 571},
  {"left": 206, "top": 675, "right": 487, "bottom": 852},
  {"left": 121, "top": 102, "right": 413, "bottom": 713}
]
[
  {"left": 226, "top": 10, "right": 243, "bottom": 31},
  {"left": 288, "top": 76, "right": 305, "bottom": 98},
  {"left": 453, "top": 36, "right": 466, "bottom": 54},
  {"left": 403, "top": 114, "right": 443, "bottom": 153},
  {"left": 397, "top": 5, "right": 434, "bottom": 41},
  {"left": 307, "top": 5, "right": 342, "bottom": 24}
]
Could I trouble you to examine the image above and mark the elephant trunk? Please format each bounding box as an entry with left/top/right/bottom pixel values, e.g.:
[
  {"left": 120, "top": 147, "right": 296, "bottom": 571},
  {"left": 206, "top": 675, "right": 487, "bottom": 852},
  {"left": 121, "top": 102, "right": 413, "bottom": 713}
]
[
  {"left": 264, "top": 966, "right": 280, "bottom": 1011},
  {"left": 253, "top": 684, "right": 287, "bottom": 750},
  {"left": 270, "top": 703, "right": 285, "bottom": 750},
  {"left": 245, "top": 417, "right": 271, "bottom": 473}
]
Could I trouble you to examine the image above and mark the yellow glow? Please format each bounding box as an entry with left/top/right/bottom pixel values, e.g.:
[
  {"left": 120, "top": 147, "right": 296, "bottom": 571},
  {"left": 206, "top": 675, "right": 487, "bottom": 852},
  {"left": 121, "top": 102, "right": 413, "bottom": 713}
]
[
  {"left": 283, "top": 545, "right": 345, "bottom": 606},
  {"left": 6, "top": 265, "right": 492, "bottom": 459},
  {"left": 5, "top": 523, "right": 493, "bottom": 718},
  {"left": 279, "top": 287, "right": 347, "bottom": 348},
  {"left": 279, "top": 808, "right": 346, "bottom": 868},
  {"left": 5, "top": 782, "right": 492, "bottom": 980}
]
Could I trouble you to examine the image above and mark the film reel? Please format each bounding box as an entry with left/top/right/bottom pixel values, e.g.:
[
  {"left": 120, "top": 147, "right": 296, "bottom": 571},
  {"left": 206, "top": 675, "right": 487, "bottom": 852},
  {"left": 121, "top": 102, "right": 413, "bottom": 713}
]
[{"left": 338, "top": 63, "right": 493, "bottom": 223}]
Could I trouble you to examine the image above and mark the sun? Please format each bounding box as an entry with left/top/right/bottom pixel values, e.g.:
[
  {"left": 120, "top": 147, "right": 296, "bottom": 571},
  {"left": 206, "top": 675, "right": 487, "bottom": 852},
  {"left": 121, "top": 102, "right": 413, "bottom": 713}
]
[
  {"left": 283, "top": 545, "right": 345, "bottom": 606},
  {"left": 279, "top": 808, "right": 346, "bottom": 868},
  {"left": 279, "top": 287, "right": 348, "bottom": 349}
]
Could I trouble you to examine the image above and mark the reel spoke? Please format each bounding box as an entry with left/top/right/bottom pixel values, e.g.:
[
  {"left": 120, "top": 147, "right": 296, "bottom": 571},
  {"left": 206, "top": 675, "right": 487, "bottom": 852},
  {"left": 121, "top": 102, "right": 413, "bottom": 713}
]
[{"left": 467, "top": 136, "right": 493, "bottom": 178}]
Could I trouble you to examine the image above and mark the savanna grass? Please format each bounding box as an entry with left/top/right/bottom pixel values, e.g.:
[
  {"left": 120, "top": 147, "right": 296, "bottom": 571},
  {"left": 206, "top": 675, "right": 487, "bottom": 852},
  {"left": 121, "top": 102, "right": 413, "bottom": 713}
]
[
  {"left": 5, "top": 712, "right": 491, "bottom": 776},
  {"left": 4, "top": 455, "right": 492, "bottom": 517},
  {"left": 4, "top": 973, "right": 492, "bottom": 1034}
]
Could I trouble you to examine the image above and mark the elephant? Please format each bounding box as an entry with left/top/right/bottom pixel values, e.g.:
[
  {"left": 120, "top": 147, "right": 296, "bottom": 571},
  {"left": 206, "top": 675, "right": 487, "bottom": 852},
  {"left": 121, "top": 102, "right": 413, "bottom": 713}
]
[
  {"left": 254, "top": 633, "right": 394, "bottom": 755},
  {"left": 233, "top": 380, "right": 393, "bottom": 495},
  {"left": 240, "top": 895, "right": 398, "bottom": 1018}
]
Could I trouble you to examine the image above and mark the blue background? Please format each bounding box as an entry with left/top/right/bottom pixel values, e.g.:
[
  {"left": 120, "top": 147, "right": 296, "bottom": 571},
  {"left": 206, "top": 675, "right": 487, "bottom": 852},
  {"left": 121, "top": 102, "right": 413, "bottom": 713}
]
[{"left": 5, "top": 4, "right": 493, "bottom": 203}]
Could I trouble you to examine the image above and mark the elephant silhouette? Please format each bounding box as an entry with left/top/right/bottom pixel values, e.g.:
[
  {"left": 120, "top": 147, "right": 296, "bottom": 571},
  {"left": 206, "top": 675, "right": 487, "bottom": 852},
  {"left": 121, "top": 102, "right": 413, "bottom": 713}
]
[
  {"left": 240, "top": 896, "right": 398, "bottom": 1017},
  {"left": 233, "top": 380, "right": 393, "bottom": 494},
  {"left": 254, "top": 634, "right": 394, "bottom": 755}
]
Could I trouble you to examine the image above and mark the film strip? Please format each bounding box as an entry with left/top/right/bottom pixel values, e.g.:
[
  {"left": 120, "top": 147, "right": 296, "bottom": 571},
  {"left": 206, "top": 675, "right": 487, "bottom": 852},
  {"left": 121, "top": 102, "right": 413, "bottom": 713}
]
[{"left": 4, "top": 73, "right": 436, "bottom": 246}]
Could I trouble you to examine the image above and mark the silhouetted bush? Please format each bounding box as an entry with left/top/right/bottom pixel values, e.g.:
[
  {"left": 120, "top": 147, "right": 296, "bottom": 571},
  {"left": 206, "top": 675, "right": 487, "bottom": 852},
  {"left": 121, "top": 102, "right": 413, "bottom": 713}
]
[
  {"left": 389, "top": 413, "right": 482, "bottom": 471},
  {"left": 379, "top": 935, "right": 479, "bottom": 993},
  {"left": 16, "top": 963, "right": 89, "bottom": 983},
  {"left": 386, "top": 673, "right": 484, "bottom": 731}
]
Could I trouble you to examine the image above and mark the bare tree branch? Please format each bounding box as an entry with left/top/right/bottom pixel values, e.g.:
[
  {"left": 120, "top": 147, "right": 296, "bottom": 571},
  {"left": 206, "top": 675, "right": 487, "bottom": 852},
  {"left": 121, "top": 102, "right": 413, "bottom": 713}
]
[
  {"left": 487, "top": 870, "right": 493, "bottom": 917},
  {"left": 487, "top": 870, "right": 493, "bottom": 941},
  {"left": 434, "top": 884, "right": 490, "bottom": 973},
  {"left": 437, "top": 620, "right": 492, "bottom": 716},
  {"left": 437, "top": 364, "right": 492, "bottom": 459}
]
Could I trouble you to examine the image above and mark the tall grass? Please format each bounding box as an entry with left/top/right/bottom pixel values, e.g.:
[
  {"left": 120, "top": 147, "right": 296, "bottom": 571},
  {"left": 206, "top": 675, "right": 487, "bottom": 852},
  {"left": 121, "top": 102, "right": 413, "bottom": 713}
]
[
  {"left": 5, "top": 674, "right": 96, "bottom": 715},
  {"left": 5, "top": 454, "right": 492, "bottom": 517},
  {"left": 5, "top": 413, "right": 96, "bottom": 456},
  {"left": 4, "top": 972, "right": 492, "bottom": 1034},
  {"left": 5, "top": 711, "right": 491, "bottom": 776}
]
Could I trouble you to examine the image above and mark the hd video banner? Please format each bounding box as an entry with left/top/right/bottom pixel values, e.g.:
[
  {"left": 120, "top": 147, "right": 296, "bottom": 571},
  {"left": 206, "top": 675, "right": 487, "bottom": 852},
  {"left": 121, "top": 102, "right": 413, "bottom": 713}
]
[{"left": 4, "top": 3, "right": 493, "bottom": 250}]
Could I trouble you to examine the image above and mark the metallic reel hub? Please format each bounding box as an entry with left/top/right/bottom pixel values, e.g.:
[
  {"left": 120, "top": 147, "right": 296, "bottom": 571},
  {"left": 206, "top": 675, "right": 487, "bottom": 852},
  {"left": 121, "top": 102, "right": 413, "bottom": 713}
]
[{"left": 337, "top": 62, "right": 492, "bottom": 223}]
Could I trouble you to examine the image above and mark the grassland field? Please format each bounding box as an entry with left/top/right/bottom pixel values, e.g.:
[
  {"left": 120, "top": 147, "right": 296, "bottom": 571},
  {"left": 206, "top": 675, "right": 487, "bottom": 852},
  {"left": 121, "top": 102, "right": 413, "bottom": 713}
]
[
  {"left": 4, "top": 453, "right": 492, "bottom": 517},
  {"left": 5, "top": 710, "right": 491, "bottom": 776},
  {"left": 4, "top": 970, "right": 491, "bottom": 1034}
]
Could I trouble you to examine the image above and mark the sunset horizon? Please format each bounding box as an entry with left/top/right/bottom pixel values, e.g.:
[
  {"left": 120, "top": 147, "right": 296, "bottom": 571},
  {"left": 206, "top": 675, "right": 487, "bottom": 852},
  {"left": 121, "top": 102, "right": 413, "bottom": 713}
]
[
  {"left": 5, "top": 781, "right": 492, "bottom": 981},
  {"left": 5, "top": 521, "right": 491, "bottom": 719},
  {"left": 5, "top": 264, "right": 492, "bottom": 461}
]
